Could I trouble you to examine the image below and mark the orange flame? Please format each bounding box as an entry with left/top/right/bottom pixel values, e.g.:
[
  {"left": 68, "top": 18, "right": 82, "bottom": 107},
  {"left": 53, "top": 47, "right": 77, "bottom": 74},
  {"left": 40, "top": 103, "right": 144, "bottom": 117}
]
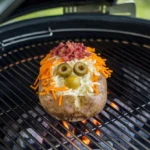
[
  {"left": 110, "top": 102, "right": 119, "bottom": 110},
  {"left": 92, "top": 119, "right": 101, "bottom": 126},
  {"left": 82, "top": 120, "right": 87, "bottom": 124},
  {"left": 81, "top": 120, "right": 89, "bottom": 132},
  {"left": 62, "top": 121, "right": 74, "bottom": 138},
  {"left": 82, "top": 136, "right": 90, "bottom": 145},
  {"left": 95, "top": 129, "right": 101, "bottom": 136},
  {"left": 62, "top": 121, "right": 69, "bottom": 129}
]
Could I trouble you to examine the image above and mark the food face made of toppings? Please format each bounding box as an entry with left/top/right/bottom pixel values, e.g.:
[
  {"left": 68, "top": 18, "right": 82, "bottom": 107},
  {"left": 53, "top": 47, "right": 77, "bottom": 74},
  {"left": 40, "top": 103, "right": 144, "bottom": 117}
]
[{"left": 31, "top": 41, "right": 112, "bottom": 106}]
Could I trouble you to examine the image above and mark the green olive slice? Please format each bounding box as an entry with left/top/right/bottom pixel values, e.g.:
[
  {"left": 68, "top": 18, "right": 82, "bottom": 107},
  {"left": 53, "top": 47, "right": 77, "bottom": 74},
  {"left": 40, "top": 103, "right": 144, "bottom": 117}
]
[
  {"left": 65, "top": 75, "right": 80, "bottom": 89},
  {"left": 57, "top": 63, "right": 72, "bottom": 77},
  {"left": 74, "top": 62, "right": 88, "bottom": 76}
]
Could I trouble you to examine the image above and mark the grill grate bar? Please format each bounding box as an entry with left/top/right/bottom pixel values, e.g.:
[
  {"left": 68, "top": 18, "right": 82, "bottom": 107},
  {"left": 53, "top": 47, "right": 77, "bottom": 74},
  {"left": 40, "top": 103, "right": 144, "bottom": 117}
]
[
  {"left": 1, "top": 69, "right": 36, "bottom": 97},
  {"left": 0, "top": 138, "right": 12, "bottom": 150},
  {"left": 113, "top": 44, "right": 150, "bottom": 71},
  {"left": 129, "top": 43, "right": 150, "bottom": 57},
  {"left": 97, "top": 42, "right": 150, "bottom": 83},
  {"left": 0, "top": 93, "right": 53, "bottom": 150},
  {"left": 112, "top": 68, "right": 150, "bottom": 98},
  {"left": 0, "top": 85, "right": 77, "bottom": 150},
  {"left": 63, "top": 124, "right": 105, "bottom": 150},
  {"left": 99, "top": 110, "right": 149, "bottom": 150},
  {"left": 53, "top": 120, "right": 92, "bottom": 150},
  {"left": 121, "top": 44, "right": 150, "bottom": 67},
  {"left": 108, "top": 77, "right": 150, "bottom": 113},
  {"left": 80, "top": 123, "right": 115, "bottom": 150},
  {"left": 2, "top": 108, "right": 59, "bottom": 150},
  {"left": 108, "top": 81, "right": 150, "bottom": 114},
  {"left": 7, "top": 49, "right": 40, "bottom": 75},
  {"left": 111, "top": 73, "right": 150, "bottom": 106},
  {"left": 0, "top": 75, "right": 89, "bottom": 150},
  {"left": 91, "top": 116, "right": 137, "bottom": 150},
  {"left": 87, "top": 119, "right": 128, "bottom": 150},
  {"left": 80, "top": 121, "right": 121, "bottom": 150},
  {"left": 105, "top": 104, "right": 150, "bottom": 145},
  {"left": 83, "top": 124, "right": 114, "bottom": 150},
  {"left": 108, "top": 93, "right": 150, "bottom": 128},
  {"left": 102, "top": 53, "right": 150, "bottom": 112},
  {"left": 103, "top": 107, "right": 150, "bottom": 149},
  {"left": 70, "top": 128, "right": 104, "bottom": 150},
  {"left": 102, "top": 53, "right": 150, "bottom": 101},
  {"left": 108, "top": 101, "right": 150, "bottom": 137},
  {"left": 102, "top": 42, "right": 150, "bottom": 73},
  {"left": 108, "top": 60, "right": 150, "bottom": 90},
  {"left": 94, "top": 115, "right": 150, "bottom": 150},
  {"left": 0, "top": 116, "right": 34, "bottom": 150}
]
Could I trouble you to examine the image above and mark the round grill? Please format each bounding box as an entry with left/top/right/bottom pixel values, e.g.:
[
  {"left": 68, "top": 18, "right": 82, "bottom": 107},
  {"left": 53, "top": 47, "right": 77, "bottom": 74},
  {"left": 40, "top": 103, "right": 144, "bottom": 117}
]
[{"left": 0, "top": 17, "right": 150, "bottom": 150}]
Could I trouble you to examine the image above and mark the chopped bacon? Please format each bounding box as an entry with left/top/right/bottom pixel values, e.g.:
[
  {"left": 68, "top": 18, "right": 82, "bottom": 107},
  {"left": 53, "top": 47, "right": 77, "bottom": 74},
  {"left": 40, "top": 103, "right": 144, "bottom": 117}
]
[{"left": 51, "top": 41, "right": 91, "bottom": 61}]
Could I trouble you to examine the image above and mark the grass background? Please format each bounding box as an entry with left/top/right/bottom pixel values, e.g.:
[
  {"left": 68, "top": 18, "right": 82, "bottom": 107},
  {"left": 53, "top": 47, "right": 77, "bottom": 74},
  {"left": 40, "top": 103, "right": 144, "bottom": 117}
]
[{"left": 2, "top": 0, "right": 150, "bottom": 25}]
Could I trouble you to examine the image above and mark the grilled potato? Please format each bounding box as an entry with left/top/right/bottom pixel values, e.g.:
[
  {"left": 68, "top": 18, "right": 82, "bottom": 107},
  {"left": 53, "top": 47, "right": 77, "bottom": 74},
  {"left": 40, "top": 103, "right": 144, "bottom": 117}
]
[{"left": 39, "top": 74, "right": 107, "bottom": 122}]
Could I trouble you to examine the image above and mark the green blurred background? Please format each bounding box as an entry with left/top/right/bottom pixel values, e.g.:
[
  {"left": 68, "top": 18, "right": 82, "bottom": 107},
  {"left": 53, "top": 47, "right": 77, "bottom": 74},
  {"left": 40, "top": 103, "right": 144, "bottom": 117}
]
[{"left": 3, "top": 0, "right": 150, "bottom": 25}]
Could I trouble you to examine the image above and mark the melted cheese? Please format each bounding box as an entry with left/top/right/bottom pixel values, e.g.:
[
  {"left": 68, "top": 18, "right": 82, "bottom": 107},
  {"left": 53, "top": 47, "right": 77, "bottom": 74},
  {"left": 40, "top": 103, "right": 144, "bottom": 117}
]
[{"left": 52, "top": 58, "right": 101, "bottom": 101}]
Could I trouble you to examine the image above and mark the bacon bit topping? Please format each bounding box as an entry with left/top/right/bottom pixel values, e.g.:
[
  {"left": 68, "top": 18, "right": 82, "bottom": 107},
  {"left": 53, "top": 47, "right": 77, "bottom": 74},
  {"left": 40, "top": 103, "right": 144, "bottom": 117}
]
[
  {"left": 30, "top": 41, "right": 112, "bottom": 104},
  {"left": 50, "top": 41, "right": 91, "bottom": 62}
]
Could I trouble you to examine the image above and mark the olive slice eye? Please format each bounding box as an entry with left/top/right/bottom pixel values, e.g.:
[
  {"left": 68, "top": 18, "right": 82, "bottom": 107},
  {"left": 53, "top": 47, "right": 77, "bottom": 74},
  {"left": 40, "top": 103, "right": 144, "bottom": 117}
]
[
  {"left": 74, "top": 62, "right": 88, "bottom": 76},
  {"left": 57, "top": 63, "right": 72, "bottom": 77}
]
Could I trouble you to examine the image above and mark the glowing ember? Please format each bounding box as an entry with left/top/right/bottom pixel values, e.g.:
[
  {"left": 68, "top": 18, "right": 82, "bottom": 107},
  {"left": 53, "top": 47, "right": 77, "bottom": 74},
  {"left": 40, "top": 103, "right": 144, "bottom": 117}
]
[
  {"left": 92, "top": 119, "right": 101, "bottom": 126},
  {"left": 96, "top": 129, "right": 101, "bottom": 136},
  {"left": 62, "top": 121, "right": 69, "bottom": 129},
  {"left": 62, "top": 121, "right": 74, "bottom": 138},
  {"left": 71, "top": 128, "right": 75, "bottom": 135},
  {"left": 66, "top": 132, "right": 71, "bottom": 137},
  {"left": 110, "top": 102, "right": 119, "bottom": 110},
  {"left": 82, "top": 120, "right": 87, "bottom": 124},
  {"left": 82, "top": 136, "right": 90, "bottom": 145}
]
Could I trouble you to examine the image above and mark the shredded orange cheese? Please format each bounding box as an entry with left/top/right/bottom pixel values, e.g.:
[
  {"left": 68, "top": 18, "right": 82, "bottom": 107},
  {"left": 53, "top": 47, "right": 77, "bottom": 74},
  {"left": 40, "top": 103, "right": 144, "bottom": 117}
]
[
  {"left": 58, "top": 95, "right": 63, "bottom": 106},
  {"left": 52, "top": 91, "right": 57, "bottom": 100},
  {"left": 30, "top": 82, "right": 39, "bottom": 90},
  {"left": 87, "top": 46, "right": 112, "bottom": 92},
  {"left": 86, "top": 47, "right": 112, "bottom": 79}
]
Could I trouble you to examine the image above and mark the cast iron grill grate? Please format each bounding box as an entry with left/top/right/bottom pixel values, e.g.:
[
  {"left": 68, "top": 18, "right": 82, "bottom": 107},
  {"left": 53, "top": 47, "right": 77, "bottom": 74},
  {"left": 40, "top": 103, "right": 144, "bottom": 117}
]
[{"left": 0, "top": 37, "right": 150, "bottom": 150}]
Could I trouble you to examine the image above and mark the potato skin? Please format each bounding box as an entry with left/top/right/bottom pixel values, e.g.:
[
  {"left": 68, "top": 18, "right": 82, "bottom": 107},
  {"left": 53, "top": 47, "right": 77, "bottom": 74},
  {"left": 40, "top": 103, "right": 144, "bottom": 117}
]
[{"left": 39, "top": 74, "right": 107, "bottom": 122}]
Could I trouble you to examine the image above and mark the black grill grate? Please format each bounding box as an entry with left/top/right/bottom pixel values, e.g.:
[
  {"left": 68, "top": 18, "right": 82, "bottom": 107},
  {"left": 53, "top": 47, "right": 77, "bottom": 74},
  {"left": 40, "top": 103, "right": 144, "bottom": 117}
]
[{"left": 0, "top": 38, "right": 150, "bottom": 150}]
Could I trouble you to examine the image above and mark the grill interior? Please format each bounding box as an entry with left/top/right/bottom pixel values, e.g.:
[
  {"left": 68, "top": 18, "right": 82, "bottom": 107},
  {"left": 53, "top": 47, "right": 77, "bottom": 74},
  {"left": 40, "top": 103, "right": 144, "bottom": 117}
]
[{"left": 0, "top": 31, "right": 150, "bottom": 150}]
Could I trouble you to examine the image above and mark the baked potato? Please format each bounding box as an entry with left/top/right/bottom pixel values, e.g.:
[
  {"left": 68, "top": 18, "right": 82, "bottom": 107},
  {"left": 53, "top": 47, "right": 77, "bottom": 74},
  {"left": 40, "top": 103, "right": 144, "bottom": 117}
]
[
  {"left": 39, "top": 73, "right": 107, "bottom": 122},
  {"left": 31, "top": 41, "right": 112, "bottom": 122}
]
